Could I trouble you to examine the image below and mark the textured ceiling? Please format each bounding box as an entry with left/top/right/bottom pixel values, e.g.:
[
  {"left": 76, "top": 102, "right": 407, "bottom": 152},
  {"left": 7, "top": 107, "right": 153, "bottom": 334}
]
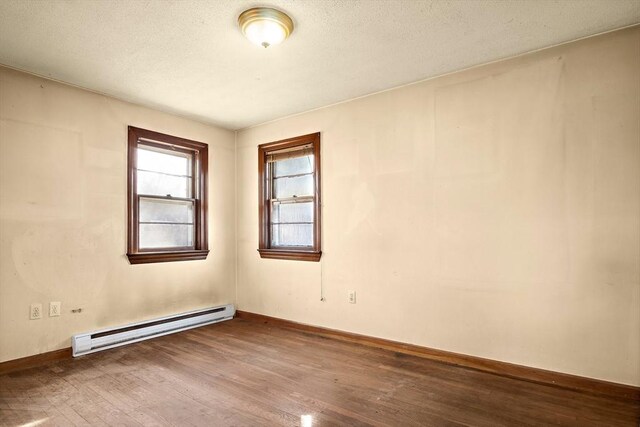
[{"left": 0, "top": 0, "right": 638, "bottom": 130}]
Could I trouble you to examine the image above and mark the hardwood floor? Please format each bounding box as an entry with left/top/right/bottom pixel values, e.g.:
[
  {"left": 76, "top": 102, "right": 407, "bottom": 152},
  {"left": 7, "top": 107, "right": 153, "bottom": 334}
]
[{"left": 1, "top": 319, "right": 638, "bottom": 426}]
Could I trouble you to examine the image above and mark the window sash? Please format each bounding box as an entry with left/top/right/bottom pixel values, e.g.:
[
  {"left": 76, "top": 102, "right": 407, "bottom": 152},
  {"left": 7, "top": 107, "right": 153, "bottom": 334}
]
[
  {"left": 269, "top": 197, "right": 314, "bottom": 248},
  {"left": 267, "top": 149, "right": 316, "bottom": 249},
  {"left": 137, "top": 195, "right": 196, "bottom": 250},
  {"left": 137, "top": 142, "right": 197, "bottom": 197},
  {"left": 135, "top": 141, "right": 198, "bottom": 252}
]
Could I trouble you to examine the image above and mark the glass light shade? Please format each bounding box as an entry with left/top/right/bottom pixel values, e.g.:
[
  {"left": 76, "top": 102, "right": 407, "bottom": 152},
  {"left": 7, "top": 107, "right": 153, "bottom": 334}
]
[
  {"left": 245, "top": 20, "right": 286, "bottom": 47},
  {"left": 238, "top": 8, "right": 294, "bottom": 48}
]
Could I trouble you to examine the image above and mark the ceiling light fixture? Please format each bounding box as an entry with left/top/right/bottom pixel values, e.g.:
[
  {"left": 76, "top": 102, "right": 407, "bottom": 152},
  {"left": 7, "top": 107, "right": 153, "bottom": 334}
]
[{"left": 238, "top": 7, "right": 294, "bottom": 48}]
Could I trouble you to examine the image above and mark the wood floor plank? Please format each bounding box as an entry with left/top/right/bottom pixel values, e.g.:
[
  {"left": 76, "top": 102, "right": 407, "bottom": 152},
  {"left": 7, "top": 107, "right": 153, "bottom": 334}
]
[{"left": 1, "top": 318, "right": 638, "bottom": 426}]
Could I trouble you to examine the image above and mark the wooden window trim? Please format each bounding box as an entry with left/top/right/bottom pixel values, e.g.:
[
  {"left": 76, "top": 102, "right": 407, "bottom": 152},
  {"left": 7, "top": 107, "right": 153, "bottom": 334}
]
[
  {"left": 258, "top": 132, "right": 321, "bottom": 262},
  {"left": 127, "top": 126, "right": 209, "bottom": 264}
]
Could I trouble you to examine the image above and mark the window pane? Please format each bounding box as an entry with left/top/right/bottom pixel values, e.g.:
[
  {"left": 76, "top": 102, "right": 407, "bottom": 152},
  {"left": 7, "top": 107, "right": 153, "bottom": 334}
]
[
  {"left": 137, "top": 170, "right": 191, "bottom": 198},
  {"left": 272, "top": 201, "right": 313, "bottom": 223},
  {"left": 140, "top": 198, "right": 194, "bottom": 224},
  {"left": 273, "top": 155, "right": 313, "bottom": 177},
  {"left": 139, "top": 224, "right": 194, "bottom": 248},
  {"left": 271, "top": 224, "right": 313, "bottom": 247},
  {"left": 273, "top": 174, "right": 314, "bottom": 199},
  {"left": 137, "top": 146, "right": 191, "bottom": 176}
]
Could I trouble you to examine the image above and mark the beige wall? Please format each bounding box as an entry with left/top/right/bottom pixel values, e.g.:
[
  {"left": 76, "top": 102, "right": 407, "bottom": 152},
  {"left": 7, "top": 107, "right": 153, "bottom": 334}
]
[
  {"left": 0, "top": 67, "right": 236, "bottom": 362},
  {"left": 236, "top": 28, "right": 640, "bottom": 386}
]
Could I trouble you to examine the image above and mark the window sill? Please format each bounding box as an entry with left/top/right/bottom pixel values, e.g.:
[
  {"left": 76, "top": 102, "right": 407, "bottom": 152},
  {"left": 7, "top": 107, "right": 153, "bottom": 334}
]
[
  {"left": 127, "top": 250, "right": 209, "bottom": 264},
  {"left": 258, "top": 249, "right": 322, "bottom": 262}
]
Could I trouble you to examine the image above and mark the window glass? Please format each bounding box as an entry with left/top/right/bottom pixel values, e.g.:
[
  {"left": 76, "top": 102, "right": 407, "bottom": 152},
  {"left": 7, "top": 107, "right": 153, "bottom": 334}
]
[
  {"left": 139, "top": 224, "right": 194, "bottom": 249},
  {"left": 139, "top": 198, "right": 194, "bottom": 224},
  {"left": 271, "top": 224, "right": 313, "bottom": 247},
  {"left": 272, "top": 155, "right": 313, "bottom": 177},
  {"left": 137, "top": 146, "right": 191, "bottom": 176},
  {"left": 273, "top": 174, "right": 314, "bottom": 199},
  {"left": 271, "top": 201, "right": 314, "bottom": 224},
  {"left": 137, "top": 170, "right": 192, "bottom": 198}
]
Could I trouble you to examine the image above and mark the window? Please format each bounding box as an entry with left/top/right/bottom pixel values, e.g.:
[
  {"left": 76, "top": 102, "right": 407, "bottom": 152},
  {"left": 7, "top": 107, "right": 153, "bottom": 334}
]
[
  {"left": 127, "top": 126, "right": 209, "bottom": 264},
  {"left": 258, "top": 132, "right": 321, "bottom": 261}
]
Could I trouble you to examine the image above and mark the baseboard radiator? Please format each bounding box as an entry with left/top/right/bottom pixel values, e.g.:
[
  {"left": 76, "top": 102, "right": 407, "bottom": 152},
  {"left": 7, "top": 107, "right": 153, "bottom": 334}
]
[{"left": 72, "top": 304, "right": 235, "bottom": 357}]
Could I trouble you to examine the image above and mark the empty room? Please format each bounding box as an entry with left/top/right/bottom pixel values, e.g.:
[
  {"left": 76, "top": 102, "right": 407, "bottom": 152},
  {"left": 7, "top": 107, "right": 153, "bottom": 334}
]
[{"left": 0, "top": 0, "right": 639, "bottom": 425}]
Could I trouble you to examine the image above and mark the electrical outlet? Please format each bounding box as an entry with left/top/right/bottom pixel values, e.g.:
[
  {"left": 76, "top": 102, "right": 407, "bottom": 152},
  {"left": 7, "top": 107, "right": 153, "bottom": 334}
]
[
  {"left": 348, "top": 290, "right": 356, "bottom": 304},
  {"left": 30, "top": 303, "right": 42, "bottom": 320},
  {"left": 49, "top": 302, "right": 61, "bottom": 317}
]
